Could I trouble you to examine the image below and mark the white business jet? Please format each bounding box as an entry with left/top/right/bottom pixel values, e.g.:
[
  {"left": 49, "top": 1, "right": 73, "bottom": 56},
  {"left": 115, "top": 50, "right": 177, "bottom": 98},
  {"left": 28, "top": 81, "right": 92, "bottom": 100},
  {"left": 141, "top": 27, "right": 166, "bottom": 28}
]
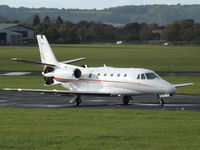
[{"left": 5, "top": 35, "right": 194, "bottom": 106}]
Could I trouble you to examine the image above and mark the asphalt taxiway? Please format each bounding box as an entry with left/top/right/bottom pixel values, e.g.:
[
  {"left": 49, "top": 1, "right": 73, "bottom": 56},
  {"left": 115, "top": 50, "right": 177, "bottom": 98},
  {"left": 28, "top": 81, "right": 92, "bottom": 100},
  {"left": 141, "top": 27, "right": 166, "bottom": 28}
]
[{"left": 0, "top": 90, "right": 200, "bottom": 111}]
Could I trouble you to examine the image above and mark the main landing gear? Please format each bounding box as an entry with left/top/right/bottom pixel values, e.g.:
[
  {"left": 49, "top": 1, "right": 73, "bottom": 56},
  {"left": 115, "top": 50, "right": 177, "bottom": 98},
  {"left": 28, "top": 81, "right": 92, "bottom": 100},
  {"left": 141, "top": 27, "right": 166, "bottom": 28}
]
[
  {"left": 159, "top": 98, "right": 164, "bottom": 107},
  {"left": 69, "top": 95, "right": 82, "bottom": 106},
  {"left": 122, "top": 96, "right": 132, "bottom": 105}
]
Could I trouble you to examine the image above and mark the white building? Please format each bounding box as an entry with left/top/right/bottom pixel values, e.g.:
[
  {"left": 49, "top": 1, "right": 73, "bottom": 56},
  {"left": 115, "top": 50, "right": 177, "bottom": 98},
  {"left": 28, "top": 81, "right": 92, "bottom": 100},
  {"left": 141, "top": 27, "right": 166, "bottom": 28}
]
[{"left": 0, "top": 23, "right": 35, "bottom": 45}]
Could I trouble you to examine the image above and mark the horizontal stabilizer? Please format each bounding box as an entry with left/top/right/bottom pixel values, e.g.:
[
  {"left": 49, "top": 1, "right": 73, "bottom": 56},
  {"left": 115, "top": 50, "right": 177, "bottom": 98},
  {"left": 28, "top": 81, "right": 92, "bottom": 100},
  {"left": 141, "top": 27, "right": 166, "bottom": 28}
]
[
  {"left": 4, "top": 88, "right": 111, "bottom": 96},
  {"left": 61, "top": 57, "right": 86, "bottom": 64},
  {"left": 11, "top": 58, "right": 56, "bottom": 67},
  {"left": 174, "top": 83, "right": 194, "bottom": 87}
]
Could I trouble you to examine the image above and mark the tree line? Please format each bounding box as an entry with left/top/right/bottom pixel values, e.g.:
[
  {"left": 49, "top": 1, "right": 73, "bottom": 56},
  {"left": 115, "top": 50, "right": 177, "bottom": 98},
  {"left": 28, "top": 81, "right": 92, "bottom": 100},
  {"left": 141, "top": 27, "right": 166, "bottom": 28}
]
[
  {"left": 163, "top": 19, "right": 200, "bottom": 43},
  {"left": 33, "top": 15, "right": 200, "bottom": 44},
  {"left": 2, "top": 13, "right": 200, "bottom": 44},
  {"left": 32, "top": 15, "right": 163, "bottom": 43}
]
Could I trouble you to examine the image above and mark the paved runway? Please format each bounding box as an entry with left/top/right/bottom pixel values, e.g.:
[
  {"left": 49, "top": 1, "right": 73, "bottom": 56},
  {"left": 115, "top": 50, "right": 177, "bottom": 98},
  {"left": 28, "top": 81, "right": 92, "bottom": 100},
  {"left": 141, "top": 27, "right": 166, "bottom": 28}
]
[{"left": 0, "top": 90, "right": 200, "bottom": 111}]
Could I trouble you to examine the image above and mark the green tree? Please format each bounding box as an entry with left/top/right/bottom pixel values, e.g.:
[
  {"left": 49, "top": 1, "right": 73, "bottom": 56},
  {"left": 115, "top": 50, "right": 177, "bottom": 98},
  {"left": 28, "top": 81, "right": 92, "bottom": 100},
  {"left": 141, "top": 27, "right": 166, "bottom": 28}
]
[
  {"left": 194, "top": 23, "right": 200, "bottom": 43},
  {"left": 59, "top": 21, "right": 78, "bottom": 43},
  {"left": 36, "top": 23, "right": 51, "bottom": 35},
  {"left": 120, "top": 23, "right": 141, "bottom": 40},
  {"left": 55, "top": 16, "right": 64, "bottom": 27},
  {"left": 180, "top": 19, "right": 195, "bottom": 41},
  {"left": 139, "top": 25, "right": 153, "bottom": 40},
  {"left": 164, "top": 21, "right": 181, "bottom": 41},
  {"left": 76, "top": 21, "right": 89, "bottom": 42},
  {"left": 43, "top": 16, "right": 51, "bottom": 24},
  {"left": 32, "top": 14, "right": 40, "bottom": 27},
  {"left": 46, "top": 26, "right": 59, "bottom": 41}
]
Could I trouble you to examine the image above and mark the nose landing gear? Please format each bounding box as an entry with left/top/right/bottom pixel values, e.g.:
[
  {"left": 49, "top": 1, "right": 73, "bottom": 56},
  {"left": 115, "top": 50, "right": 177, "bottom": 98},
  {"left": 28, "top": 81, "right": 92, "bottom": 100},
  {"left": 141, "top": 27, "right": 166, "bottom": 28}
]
[
  {"left": 157, "top": 94, "right": 167, "bottom": 107},
  {"left": 159, "top": 98, "right": 164, "bottom": 107}
]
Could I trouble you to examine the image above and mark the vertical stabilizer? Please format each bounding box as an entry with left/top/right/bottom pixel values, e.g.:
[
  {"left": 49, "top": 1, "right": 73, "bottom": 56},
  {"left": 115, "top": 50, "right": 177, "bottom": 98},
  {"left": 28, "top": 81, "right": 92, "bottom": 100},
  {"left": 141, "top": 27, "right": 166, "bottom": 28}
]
[{"left": 37, "top": 35, "right": 58, "bottom": 65}]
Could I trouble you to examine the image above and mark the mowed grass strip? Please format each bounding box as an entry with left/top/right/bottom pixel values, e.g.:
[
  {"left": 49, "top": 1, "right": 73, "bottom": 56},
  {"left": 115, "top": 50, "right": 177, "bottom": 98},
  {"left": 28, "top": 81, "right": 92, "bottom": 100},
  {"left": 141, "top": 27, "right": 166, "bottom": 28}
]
[
  {"left": 0, "top": 76, "right": 199, "bottom": 95},
  {"left": 0, "top": 108, "right": 200, "bottom": 150},
  {"left": 0, "top": 44, "right": 200, "bottom": 72}
]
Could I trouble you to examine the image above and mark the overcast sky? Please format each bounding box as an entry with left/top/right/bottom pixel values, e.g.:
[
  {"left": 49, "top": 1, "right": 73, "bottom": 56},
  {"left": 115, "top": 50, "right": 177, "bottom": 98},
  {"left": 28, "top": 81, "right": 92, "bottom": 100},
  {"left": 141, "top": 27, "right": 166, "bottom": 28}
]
[{"left": 0, "top": 0, "right": 200, "bottom": 9}]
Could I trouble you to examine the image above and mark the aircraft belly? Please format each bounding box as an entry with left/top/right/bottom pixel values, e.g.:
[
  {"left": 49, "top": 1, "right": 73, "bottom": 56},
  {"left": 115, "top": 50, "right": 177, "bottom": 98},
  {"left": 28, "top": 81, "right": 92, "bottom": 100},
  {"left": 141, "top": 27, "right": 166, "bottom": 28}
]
[
  {"left": 62, "top": 80, "right": 103, "bottom": 91},
  {"left": 61, "top": 79, "right": 163, "bottom": 95}
]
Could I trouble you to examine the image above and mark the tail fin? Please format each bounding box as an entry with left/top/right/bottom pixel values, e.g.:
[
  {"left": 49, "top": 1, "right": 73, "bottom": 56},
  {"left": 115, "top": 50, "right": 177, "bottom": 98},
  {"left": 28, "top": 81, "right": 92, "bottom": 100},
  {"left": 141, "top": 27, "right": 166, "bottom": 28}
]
[{"left": 37, "top": 35, "right": 58, "bottom": 65}]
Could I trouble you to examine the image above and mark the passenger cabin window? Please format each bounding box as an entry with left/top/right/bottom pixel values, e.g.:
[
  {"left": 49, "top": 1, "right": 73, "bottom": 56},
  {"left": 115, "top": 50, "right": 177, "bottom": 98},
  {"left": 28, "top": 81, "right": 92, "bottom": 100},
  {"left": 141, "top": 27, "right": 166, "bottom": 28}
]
[
  {"left": 124, "top": 74, "right": 127, "bottom": 77},
  {"left": 141, "top": 74, "right": 145, "bottom": 80},
  {"left": 145, "top": 73, "right": 159, "bottom": 80},
  {"left": 89, "top": 73, "right": 92, "bottom": 78},
  {"left": 97, "top": 73, "right": 100, "bottom": 76},
  {"left": 137, "top": 74, "right": 140, "bottom": 79},
  {"left": 117, "top": 74, "right": 120, "bottom": 77},
  {"left": 111, "top": 74, "right": 113, "bottom": 77},
  {"left": 104, "top": 73, "right": 107, "bottom": 76}
]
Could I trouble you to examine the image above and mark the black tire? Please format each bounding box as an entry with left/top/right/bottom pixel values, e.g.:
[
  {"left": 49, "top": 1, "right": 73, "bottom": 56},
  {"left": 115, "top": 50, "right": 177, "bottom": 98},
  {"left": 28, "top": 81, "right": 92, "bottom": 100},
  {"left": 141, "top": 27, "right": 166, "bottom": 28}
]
[
  {"left": 123, "top": 96, "right": 130, "bottom": 105},
  {"left": 159, "top": 99, "right": 164, "bottom": 107},
  {"left": 74, "top": 96, "right": 81, "bottom": 106}
]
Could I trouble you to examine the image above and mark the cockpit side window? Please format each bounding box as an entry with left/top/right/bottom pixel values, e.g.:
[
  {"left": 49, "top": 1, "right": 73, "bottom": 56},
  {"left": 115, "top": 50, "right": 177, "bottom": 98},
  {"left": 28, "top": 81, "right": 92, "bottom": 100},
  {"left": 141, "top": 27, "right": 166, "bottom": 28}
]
[
  {"left": 141, "top": 74, "right": 145, "bottom": 80},
  {"left": 137, "top": 74, "right": 140, "bottom": 79},
  {"left": 145, "top": 73, "right": 159, "bottom": 80}
]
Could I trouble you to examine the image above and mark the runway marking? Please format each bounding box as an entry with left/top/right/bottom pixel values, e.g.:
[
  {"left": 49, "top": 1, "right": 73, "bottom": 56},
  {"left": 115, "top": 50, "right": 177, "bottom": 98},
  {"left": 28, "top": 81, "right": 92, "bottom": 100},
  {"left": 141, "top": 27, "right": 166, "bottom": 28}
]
[{"left": 85, "top": 99, "right": 107, "bottom": 102}]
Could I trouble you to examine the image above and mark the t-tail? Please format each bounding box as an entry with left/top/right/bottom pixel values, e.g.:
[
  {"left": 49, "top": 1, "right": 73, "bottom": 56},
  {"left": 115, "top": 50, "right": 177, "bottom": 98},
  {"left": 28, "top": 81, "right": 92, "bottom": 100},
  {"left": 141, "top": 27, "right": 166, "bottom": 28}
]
[
  {"left": 11, "top": 35, "right": 86, "bottom": 85},
  {"left": 36, "top": 35, "right": 58, "bottom": 66}
]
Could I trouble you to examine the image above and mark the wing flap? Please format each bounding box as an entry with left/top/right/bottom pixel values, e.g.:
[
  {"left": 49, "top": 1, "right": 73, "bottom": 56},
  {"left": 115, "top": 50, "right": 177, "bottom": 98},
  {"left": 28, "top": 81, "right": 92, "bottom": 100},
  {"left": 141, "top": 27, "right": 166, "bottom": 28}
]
[
  {"left": 174, "top": 83, "right": 194, "bottom": 87},
  {"left": 4, "top": 88, "right": 111, "bottom": 96}
]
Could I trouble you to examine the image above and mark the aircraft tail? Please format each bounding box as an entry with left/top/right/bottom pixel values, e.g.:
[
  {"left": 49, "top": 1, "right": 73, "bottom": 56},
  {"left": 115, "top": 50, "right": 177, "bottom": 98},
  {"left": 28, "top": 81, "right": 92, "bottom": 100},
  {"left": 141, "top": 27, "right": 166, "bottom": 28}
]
[{"left": 37, "top": 35, "right": 58, "bottom": 65}]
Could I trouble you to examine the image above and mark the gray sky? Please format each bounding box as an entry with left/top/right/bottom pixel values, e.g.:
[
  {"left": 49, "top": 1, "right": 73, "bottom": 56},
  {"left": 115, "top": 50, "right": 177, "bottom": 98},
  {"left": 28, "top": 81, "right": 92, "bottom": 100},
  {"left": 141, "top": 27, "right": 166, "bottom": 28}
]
[{"left": 0, "top": 0, "right": 200, "bottom": 9}]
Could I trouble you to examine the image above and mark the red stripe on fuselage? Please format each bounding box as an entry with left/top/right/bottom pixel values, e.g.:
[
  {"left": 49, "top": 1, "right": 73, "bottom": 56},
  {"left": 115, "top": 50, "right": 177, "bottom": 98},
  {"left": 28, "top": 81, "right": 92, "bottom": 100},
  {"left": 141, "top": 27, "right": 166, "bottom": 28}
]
[{"left": 53, "top": 77, "right": 154, "bottom": 87}]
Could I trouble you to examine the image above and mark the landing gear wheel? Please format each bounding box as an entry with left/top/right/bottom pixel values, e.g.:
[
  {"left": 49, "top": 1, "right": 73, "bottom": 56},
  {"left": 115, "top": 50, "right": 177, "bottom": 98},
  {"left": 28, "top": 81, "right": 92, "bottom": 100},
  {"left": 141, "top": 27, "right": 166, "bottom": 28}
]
[
  {"left": 159, "top": 98, "right": 164, "bottom": 107},
  {"left": 74, "top": 96, "right": 82, "bottom": 106},
  {"left": 123, "top": 96, "right": 131, "bottom": 105}
]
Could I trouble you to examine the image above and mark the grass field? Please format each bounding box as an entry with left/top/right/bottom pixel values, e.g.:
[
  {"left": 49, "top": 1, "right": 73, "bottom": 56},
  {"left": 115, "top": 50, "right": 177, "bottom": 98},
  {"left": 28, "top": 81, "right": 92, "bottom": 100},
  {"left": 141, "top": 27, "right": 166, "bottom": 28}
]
[
  {"left": 0, "top": 44, "right": 200, "bottom": 72},
  {"left": 0, "top": 108, "right": 200, "bottom": 150},
  {"left": 0, "top": 76, "right": 199, "bottom": 95}
]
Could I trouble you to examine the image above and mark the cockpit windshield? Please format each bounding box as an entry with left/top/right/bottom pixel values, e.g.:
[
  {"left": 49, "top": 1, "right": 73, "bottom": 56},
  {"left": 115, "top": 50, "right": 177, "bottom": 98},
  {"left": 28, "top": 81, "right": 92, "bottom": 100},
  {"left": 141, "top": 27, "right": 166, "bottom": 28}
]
[{"left": 145, "top": 73, "right": 160, "bottom": 80}]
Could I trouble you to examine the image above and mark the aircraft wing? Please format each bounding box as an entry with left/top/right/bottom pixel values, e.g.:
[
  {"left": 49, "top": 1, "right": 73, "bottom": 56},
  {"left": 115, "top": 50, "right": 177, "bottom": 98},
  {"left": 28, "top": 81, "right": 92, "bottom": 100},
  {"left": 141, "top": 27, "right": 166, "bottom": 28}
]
[
  {"left": 174, "top": 83, "right": 194, "bottom": 87},
  {"left": 3, "top": 88, "right": 111, "bottom": 96}
]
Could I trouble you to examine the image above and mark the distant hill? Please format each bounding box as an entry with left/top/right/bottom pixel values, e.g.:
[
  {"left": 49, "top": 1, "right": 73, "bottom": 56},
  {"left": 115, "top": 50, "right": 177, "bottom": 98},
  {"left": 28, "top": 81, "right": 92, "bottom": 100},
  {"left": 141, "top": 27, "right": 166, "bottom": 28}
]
[{"left": 1, "top": 4, "right": 200, "bottom": 25}]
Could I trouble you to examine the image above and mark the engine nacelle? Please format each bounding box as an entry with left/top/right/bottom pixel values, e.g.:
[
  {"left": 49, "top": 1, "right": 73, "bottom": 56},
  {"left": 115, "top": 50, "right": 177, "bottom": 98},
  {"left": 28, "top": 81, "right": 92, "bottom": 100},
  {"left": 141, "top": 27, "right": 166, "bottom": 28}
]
[
  {"left": 53, "top": 68, "right": 82, "bottom": 82},
  {"left": 74, "top": 68, "right": 82, "bottom": 78}
]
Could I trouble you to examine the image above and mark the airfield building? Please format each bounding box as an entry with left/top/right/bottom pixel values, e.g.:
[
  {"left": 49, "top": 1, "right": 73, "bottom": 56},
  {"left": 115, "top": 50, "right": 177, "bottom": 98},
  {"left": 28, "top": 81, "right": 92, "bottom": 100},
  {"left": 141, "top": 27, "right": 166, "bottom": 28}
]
[{"left": 0, "top": 23, "right": 35, "bottom": 45}]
